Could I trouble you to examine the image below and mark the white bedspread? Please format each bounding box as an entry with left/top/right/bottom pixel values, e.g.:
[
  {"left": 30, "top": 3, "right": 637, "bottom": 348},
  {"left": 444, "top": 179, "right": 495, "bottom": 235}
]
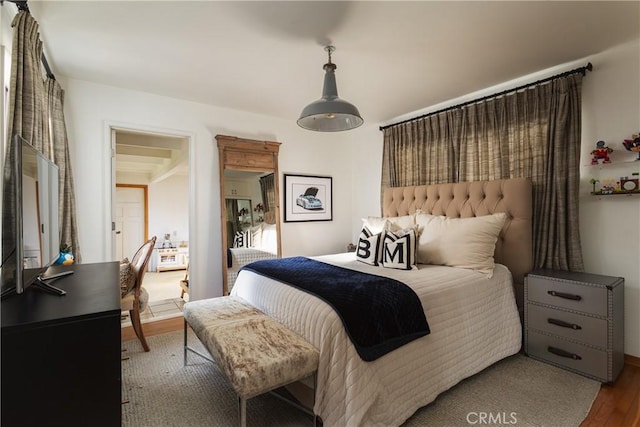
[{"left": 231, "top": 253, "right": 522, "bottom": 426}]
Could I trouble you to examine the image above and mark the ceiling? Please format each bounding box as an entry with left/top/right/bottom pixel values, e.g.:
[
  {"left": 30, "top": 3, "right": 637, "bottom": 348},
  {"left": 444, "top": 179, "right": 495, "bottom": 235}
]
[
  {"left": 114, "top": 129, "right": 188, "bottom": 181},
  {"left": 26, "top": 1, "right": 639, "bottom": 128}
]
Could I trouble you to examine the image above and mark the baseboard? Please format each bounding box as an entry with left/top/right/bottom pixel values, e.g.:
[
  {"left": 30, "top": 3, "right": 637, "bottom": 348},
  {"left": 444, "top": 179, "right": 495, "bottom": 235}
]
[{"left": 625, "top": 353, "right": 640, "bottom": 368}]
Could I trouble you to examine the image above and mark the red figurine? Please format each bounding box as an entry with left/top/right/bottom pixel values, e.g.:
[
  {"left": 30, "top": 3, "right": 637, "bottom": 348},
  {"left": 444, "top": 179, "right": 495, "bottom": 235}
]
[
  {"left": 622, "top": 133, "right": 640, "bottom": 160},
  {"left": 591, "top": 140, "right": 613, "bottom": 165}
]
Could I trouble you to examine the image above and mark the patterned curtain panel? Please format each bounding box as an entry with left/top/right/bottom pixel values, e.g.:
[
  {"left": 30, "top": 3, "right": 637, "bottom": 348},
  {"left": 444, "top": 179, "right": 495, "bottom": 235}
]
[
  {"left": 381, "top": 111, "right": 459, "bottom": 191},
  {"left": 259, "top": 173, "right": 275, "bottom": 213},
  {"left": 225, "top": 199, "right": 240, "bottom": 248},
  {"left": 2, "top": 11, "right": 50, "bottom": 265},
  {"left": 381, "top": 73, "right": 584, "bottom": 271},
  {"left": 45, "top": 78, "right": 81, "bottom": 262}
]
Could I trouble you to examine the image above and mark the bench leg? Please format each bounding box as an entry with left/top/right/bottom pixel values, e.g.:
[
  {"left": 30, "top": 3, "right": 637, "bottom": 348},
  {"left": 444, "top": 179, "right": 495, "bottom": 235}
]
[
  {"left": 184, "top": 319, "right": 188, "bottom": 366},
  {"left": 313, "top": 372, "right": 317, "bottom": 427},
  {"left": 238, "top": 396, "right": 247, "bottom": 427}
]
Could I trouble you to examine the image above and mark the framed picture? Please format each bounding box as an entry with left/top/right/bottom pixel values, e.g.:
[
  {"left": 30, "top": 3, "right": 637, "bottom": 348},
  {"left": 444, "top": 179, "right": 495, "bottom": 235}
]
[{"left": 284, "top": 174, "right": 333, "bottom": 222}]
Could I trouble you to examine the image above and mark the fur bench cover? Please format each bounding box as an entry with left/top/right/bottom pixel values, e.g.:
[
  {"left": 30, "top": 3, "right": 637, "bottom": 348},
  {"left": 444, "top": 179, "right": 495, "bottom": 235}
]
[{"left": 183, "top": 296, "right": 319, "bottom": 399}]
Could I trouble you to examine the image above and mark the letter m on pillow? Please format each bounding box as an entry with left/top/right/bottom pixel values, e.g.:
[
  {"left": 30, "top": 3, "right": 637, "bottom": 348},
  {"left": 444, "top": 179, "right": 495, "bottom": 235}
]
[
  {"left": 384, "top": 243, "right": 405, "bottom": 265},
  {"left": 382, "top": 229, "right": 417, "bottom": 270}
]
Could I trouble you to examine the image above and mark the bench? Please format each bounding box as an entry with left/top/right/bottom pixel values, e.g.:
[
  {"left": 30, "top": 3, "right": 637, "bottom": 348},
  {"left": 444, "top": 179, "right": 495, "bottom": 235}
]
[{"left": 183, "top": 295, "right": 319, "bottom": 427}]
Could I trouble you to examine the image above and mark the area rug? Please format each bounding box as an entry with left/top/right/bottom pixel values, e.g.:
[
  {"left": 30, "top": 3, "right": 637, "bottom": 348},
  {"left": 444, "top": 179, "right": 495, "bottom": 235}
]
[{"left": 122, "top": 330, "right": 600, "bottom": 426}]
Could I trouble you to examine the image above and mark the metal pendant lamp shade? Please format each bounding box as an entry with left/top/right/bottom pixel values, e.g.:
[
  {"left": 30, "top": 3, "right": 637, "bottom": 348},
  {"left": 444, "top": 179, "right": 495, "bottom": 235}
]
[{"left": 297, "top": 46, "right": 363, "bottom": 132}]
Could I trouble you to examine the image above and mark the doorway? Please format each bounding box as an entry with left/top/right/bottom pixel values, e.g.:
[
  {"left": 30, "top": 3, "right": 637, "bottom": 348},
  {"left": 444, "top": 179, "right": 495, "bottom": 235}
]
[{"left": 111, "top": 126, "right": 191, "bottom": 325}]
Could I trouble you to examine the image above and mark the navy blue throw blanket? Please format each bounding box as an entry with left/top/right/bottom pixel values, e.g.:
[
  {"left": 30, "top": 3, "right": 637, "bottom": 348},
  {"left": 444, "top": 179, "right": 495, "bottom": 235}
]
[{"left": 240, "top": 256, "right": 430, "bottom": 361}]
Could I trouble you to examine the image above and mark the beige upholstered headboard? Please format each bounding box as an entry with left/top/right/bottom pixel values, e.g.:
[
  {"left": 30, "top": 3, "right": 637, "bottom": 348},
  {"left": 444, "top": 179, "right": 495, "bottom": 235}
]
[{"left": 383, "top": 178, "right": 532, "bottom": 314}]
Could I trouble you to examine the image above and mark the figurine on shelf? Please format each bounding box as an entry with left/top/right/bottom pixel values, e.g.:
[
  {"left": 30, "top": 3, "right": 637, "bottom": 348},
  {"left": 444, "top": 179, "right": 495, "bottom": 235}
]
[
  {"left": 622, "top": 133, "right": 640, "bottom": 160},
  {"left": 591, "top": 140, "right": 613, "bottom": 165}
]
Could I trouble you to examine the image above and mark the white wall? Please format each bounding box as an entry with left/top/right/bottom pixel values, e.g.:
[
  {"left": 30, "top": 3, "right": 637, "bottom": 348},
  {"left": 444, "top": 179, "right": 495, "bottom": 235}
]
[
  {"left": 351, "top": 39, "right": 640, "bottom": 357},
  {"left": 148, "top": 175, "right": 189, "bottom": 245},
  {"left": 61, "top": 78, "right": 360, "bottom": 301},
  {"left": 579, "top": 39, "right": 640, "bottom": 358}
]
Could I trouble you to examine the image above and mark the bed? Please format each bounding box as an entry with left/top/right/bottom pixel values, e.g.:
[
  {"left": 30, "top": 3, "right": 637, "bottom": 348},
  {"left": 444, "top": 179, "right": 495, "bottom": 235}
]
[
  {"left": 227, "top": 223, "right": 278, "bottom": 291},
  {"left": 231, "top": 178, "right": 532, "bottom": 426}
]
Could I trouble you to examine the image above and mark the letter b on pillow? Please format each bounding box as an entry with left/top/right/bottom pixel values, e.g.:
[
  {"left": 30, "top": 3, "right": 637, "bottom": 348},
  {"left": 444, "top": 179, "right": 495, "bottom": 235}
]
[{"left": 356, "top": 226, "right": 382, "bottom": 266}]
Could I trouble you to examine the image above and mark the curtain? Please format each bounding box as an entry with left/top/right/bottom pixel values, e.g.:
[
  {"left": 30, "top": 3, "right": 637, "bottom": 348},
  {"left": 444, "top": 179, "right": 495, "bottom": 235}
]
[
  {"left": 2, "top": 11, "right": 49, "bottom": 265},
  {"left": 225, "top": 199, "right": 239, "bottom": 248},
  {"left": 381, "top": 111, "right": 459, "bottom": 191},
  {"left": 381, "top": 73, "right": 584, "bottom": 271},
  {"left": 259, "top": 173, "right": 275, "bottom": 223},
  {"left": 45, "top": 78, "right": 81, "bottom": 262}
]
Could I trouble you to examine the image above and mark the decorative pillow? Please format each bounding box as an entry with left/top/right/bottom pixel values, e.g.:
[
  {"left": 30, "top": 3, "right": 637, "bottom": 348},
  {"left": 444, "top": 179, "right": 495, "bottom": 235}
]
[
  {"left": 382, "top": 228, "right": 418, "bottom": 270},
  {"left": 120, "top": 257, "right": 136, "bottom": 297},
  {"left": 355, "top": 226, "right": 384, "bottom": 266},
  {"left": 233, "top": 230, "right": 252, "bottom": 248},
  {"left": 362, "top": 214, "right": 415, "bottom": 234},
  {"left": 415, "top": 212, "right": 506, "bottom": 276}
]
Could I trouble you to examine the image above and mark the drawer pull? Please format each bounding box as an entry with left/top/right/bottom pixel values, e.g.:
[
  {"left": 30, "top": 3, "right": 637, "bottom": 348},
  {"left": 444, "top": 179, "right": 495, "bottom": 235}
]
[
  {"left": 548, "top": 346, "right": 582, "bottom": 360},
  {"left": 547, "top": 290, "right": 582, "bottom": 301},
  {"left": 547, "top": 318, "right": 582, "bottom": 330}
]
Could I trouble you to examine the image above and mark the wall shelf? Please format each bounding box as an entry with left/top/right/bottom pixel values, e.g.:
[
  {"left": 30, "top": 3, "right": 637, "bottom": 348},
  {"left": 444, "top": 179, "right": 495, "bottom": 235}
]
[{"left": 590, "top": 190, "right": 640, "bottom": 196}]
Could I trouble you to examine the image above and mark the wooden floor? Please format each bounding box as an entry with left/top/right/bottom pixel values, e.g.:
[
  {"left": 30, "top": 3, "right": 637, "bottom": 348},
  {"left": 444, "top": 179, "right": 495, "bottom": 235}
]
[
  {"left": 581, "top": 359, "right": 640, "bottom": 427},
  {"left": 121, "top": 316, "right": 183, "bottom": 342},
  {"left": 124, "top": 321, "right": 640, "bottom": 426}
]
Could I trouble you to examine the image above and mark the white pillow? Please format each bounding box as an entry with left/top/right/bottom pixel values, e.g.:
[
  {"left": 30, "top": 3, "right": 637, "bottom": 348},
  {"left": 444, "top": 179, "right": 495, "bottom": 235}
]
[
  {"left": 355, "top": 226, "right": 384, "bottom": 266},
  {"left": 415, "top": 212, "right": 506, "bottom": 277},
  {"left": 362, "top": 214, "right": 415, "bottom": 234},
  {"left": 382, "top": 228, "right": 418, "bottom": 270},
  {"left": 250, "top": 224, "right": 263, "bottom": 248},
  {"left": 260, "top": 223, "right": 278, "bottom": 254}
]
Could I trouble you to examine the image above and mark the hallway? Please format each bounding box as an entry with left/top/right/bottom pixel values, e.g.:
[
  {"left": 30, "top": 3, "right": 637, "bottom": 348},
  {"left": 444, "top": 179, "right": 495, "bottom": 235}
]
[{"left": 121, "top": 270, "right": 187, "bottom": 327}]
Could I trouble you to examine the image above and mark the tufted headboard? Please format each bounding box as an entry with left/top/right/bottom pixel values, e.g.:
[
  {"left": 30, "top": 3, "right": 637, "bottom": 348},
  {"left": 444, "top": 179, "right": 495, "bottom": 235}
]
[{"left": 383, "top": 178, "right": 532, "bottom": 314}]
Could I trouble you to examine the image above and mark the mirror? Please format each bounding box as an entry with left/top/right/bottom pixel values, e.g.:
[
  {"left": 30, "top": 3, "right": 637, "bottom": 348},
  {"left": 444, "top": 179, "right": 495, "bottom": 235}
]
[
  {"left": 225, "top": 198, "right": 254, "bottom": 248},
  {"left": 216, "top": 135, "right": 281, "bottom": 295}
]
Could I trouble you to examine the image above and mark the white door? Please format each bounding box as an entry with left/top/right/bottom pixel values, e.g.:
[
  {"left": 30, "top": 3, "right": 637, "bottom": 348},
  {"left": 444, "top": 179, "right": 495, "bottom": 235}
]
[{"left": 115, "top": 187, "right": 145, "bottom": 260}]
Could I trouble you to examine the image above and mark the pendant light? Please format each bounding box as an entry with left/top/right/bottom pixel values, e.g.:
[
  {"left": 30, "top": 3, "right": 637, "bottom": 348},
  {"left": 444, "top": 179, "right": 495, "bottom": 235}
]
[{"left": 297, "top": 46, "right": 363, "bottom": 132}]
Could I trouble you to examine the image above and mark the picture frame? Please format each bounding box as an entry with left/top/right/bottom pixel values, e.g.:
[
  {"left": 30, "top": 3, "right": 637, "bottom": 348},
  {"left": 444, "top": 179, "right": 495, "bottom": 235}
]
[{"left": 283, "top": 174, "right": 333, "bottom": 222}]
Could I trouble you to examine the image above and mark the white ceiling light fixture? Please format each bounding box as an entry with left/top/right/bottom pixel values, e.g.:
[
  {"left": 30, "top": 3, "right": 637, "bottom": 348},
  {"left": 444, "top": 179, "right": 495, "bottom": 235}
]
[{"left": 297, "top": 45, "right": 363, "bottom": 132}]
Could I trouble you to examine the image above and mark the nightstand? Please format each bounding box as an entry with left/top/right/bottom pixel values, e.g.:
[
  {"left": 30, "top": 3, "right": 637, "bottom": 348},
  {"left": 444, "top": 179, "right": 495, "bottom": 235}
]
[{"left": 524, "top": 269, "right": 624, "bottom": 383}]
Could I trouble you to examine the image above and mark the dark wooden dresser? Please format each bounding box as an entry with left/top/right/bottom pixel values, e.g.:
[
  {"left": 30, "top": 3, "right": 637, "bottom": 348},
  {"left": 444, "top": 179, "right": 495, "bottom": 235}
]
[
  {"left": 1, "top": 262, "right": 121, "bottom": 427},
  {"left": 524, "top": 269, "right": 624, "bottom": 383}
]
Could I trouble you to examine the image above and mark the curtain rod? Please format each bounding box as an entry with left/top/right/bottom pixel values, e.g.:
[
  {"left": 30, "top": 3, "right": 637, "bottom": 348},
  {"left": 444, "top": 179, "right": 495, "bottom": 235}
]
[
  {"left": 4, "top": 0, "right": 56, "bottom": 80},
  {"left": 379, "top": 62, "right": 593, "bottom": 131}
]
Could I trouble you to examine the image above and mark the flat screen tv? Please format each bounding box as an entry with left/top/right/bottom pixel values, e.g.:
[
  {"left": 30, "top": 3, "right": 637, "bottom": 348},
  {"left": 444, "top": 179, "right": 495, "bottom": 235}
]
[{"left": 1, "top": 135, "right": 70, "bottom": 298}]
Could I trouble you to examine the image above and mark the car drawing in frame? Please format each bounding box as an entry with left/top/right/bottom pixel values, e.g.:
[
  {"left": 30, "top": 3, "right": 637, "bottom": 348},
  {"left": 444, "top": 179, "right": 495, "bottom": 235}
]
[
  {"left": 296, "top": 187, "right": 323, "bottom": 210},
  {"left": 284, "top": 174, "right": 332, "bottom": 222}
]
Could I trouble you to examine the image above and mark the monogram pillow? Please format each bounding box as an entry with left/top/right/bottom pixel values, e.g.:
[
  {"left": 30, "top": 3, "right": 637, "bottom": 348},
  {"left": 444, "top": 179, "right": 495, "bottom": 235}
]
[
  {"left": 233, "top": 230, "right": 252, "bottom": 248},
  {"left": 355, "top": 226, "right": 383, "bottom": 266},
  {"left": 382, "top": 228, "right": 418, "bottom": 270}
]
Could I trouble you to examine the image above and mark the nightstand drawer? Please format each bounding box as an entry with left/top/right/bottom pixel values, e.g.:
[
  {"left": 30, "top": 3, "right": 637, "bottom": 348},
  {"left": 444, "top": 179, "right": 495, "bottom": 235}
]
[
  {"left": 527, "top": 304, "right": 607, "bottom": 348},
  {"left": 527, "top": 330, "right": 608, "bottom": 381},
  {"left": 527, "top": 275, "right": 607, "bottom": 316}
]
